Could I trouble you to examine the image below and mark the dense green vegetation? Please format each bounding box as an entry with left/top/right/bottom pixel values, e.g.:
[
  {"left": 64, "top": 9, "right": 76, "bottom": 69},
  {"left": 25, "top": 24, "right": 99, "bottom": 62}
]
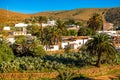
[
  {"left": 12, "top": 36, "right": 46, "bottom": 57},
  {"left": 0, "top": 12, "right": 120, "bottom": 80},
  {"left": 78, "top": 27, "right": 94, "bottom": 36},
  {"left": 87, "top": 13, "right": 103, "bottom": 31},
  {"left": 0, "top": 50, "right": 120, "bottom": 73},
  {"left": 82, "top": 33, "right": 116, "bottom": 67},
  {"left": 0, "top": 38, "right": 14, "bottom": 63}
]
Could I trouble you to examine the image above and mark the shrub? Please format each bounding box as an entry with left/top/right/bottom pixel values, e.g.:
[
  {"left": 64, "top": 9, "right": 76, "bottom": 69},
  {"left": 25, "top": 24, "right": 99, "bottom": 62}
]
[
  {"left": 12, "top": 36, "right": 46, "bottom": 57},
  {"left": 57, "top": 69, "right": 77, "bottom": 80},
  {"left": 29, "top": 45, "right": 46, "bottom": 57},
  {"left": 0, "top": 39, "right": 14, "bottom": 63}
]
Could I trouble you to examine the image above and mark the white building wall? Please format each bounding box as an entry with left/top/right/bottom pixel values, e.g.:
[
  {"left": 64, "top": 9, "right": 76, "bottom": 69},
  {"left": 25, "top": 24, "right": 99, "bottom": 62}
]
[
  {"left": 83, "top": 39, "right": 88, "bottom": 44},
  {"left": 47, "top": 20, "right": 56, "bottom": 25},
  {"left": 14, "top": 23, "right": 28, "bottom": 36},
  {"left": 61, "top": 39, "right": 89, "bottom": 49},
  {"left": 42, "top": 23, "right": 49, "bottom": 27},
  {"left": 15, "top": 23, "right": 28, "bottom": 27},
  {"left": 74, "top": 44, "right": 78, "bottom": 49},
  {"left": 3, "top": 26, "right": 10, "bottom": 30},
  {"left": 7, "top": 38, "right": 15, "bottom": 44},
  {"left": 44, "top": 45, "right": 59, "bottom": 51},
  {"left": 61, "top": 42, "right": 68, "bottom": 49},
  {"left": 98, "top": 31, "right": 118, "bottom": 36},
  {"left": 41, "top": 20, "right": 56, "bottom": 27}
]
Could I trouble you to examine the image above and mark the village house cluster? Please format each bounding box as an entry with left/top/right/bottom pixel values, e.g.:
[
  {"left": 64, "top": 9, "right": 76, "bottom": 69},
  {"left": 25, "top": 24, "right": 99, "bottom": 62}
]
[{"left": 1, "top": 19, "right": 120, "bottom": 51}]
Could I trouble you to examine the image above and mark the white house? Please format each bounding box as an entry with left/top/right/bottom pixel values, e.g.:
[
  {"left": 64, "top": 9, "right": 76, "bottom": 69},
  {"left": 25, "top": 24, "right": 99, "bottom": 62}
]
[
  {"left": 47, "top": 20, "right": 56, "bottom": 25},
  {"left": 66, "top": 24, "right": 80, "bottom": 30},
  {"left": 42, "top": 20, "right": 56, "bottom": 27},
  {"left": 61, "top": 36, "right": 90, "bottom": 49},
  {"left": 98, "top": 31, "right": 119, "bottom": 36},
  {"left": 3, "top": 26, "right": 10, "bottom": 31},
  {"left": 15, "top": 23, "right": 28, "bottom": 27},
  {"left": 13, "top": 23, "right": 28, "bottom": 36}
]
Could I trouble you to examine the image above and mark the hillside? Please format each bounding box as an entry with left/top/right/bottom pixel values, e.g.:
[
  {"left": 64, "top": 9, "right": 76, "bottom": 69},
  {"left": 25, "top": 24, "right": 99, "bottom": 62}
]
[
  {"left": 0, "top": 8, "right": 109, "bottom": 27},
  {"left": 105, "top": 7, "right": 120, "bottom": 26},
  {"left": 34, "top": 8, "right": 108, "bottom": 21},
  {"left": 0, "top": 9, "right": 30, "bottom": 27}
]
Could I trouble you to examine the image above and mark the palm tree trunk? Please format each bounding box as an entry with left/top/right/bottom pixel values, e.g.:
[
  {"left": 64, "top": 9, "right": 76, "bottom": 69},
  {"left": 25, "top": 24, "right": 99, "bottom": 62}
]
[{"left": 96, "top": 52, "right": 102, "bottom": 67}]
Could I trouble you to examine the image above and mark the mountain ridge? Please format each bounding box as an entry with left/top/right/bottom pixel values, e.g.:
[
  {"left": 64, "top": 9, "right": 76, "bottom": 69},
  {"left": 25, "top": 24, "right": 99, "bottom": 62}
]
[{"left": 0, "top": 7, "right": 118, "bottom": 27}]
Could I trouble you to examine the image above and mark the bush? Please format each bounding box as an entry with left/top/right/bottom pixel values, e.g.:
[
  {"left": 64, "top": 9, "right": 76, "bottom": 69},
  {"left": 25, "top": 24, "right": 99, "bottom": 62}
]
[
  {"left": 29, "top": 45, "right": 46, "bottom": 57},
  {"left": 0, "top": 39, "right": 14, "bottom": 63},
  {"left": 57, "top": 69, "right": 77, "bottom": 80},
  {"left": 0, "top": 51, "right": 119, "bottom": 73},
  {"left": 12, "top": 36, "right": 46, "bottom": 57}
]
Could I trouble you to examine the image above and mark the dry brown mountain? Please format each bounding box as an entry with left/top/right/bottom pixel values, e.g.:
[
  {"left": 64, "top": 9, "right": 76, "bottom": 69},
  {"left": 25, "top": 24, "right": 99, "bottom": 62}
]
[
  {"left": 34, "top": 8, "right": 108, "bottom": 21},
  {"left": 0, "top": 8, "right": 108, "bottom": 27},
  {"left": 0, "top": 9, "right": 30, "bottom": 27}
]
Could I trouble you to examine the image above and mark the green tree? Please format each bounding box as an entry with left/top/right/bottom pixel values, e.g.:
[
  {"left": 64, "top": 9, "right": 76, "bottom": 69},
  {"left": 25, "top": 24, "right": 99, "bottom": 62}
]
[
  {"left": 27, "top": 25, "right": 41, "bottom": 37},
  {"left": 29, "top": 45, "right": 46, "bottom": 57},
  {"left": 83, "top": 33, "right": 116, "bottom": 67},
  {"left": 75, "top": 21, "right": 83, "bottom": 27},
  {"left": 64, "top": 19, "right": 75, "bottom": 25},
  {"left": 13, "top": 36, "right": 46, "bottom": 57},
  {"left": 38, "top": 16, "right": 47, "bottom": 24},
  {"left": 0, "top": 38, "right": 14, "bottom": 63},
  {"left": 87, "top": 13, "right": 103, "bottom": 32},
  {"left": 66, "top": 30, "right": 78, "bottom": 36},
  {"left": 12, "top": 36, "right": 28, "bottom": 56},
  {"left": 28, "top": 38, "right": 46, "bottom": 57},
  {"left": 43, "top": 26, "right": 62, "bottom": 45},
  {"left": 50, "top": 26, "right": 61, "bottom": 45},
  {"left": 56, "top": 19, "right": 67, "bottom": 35},
  {"left": 78, "top": 27, "right": 94, "bottom": 36}
]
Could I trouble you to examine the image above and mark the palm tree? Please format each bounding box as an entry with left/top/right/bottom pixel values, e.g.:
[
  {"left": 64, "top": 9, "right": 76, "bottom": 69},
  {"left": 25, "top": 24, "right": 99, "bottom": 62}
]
[
  {"left": 84, "top": 33, "right": 116, "bottom": 67},
  {"left": 43, "top": 26, "right": 61, "bottom": 45},
  {"left": 87, "top": 13, "right": 103, "bottom": 32},
  {"left": 13, "top": 36, "right": 28, "bottom": 56},
  {"left": 38, "top": 16, "right": 47, "bottom": 43},
  {"left": 50, "top": 26, "right": 61, "bottom": 45},
  {"left": 56, "top": 19, "right": 67, "bottom": 35},
  {"left": 78, "top": 27, "right": 94, "bottom": 36}
]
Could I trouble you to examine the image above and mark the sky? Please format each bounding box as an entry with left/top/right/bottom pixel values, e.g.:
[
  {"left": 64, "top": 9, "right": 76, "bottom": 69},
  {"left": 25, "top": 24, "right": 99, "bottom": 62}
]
[{"left": 0, "top": 0, "right": 120, "bottom": 14}]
